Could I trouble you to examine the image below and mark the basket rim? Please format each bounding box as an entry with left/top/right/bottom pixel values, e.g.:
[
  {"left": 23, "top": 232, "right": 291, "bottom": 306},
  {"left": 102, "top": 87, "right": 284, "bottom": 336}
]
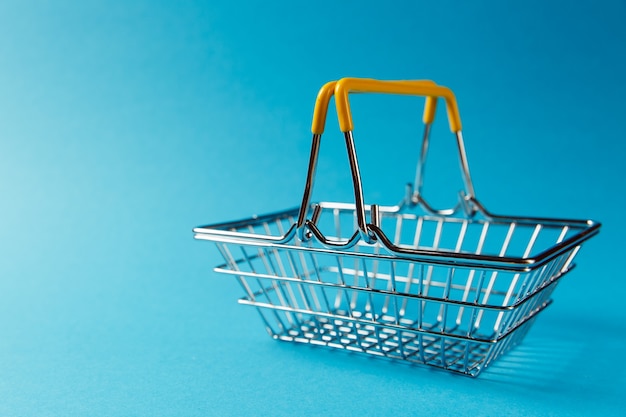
[{"left": 194, "top": 203, "right": 600, "bottom": 272}]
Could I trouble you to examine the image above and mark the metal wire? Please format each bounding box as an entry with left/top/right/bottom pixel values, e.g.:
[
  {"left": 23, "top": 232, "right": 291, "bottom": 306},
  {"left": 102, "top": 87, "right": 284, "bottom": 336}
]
[
  {"left": 194, "top": 93, "right": 599, "bottom": 375},
  {"left": 200, "top": 197, "right": 592, "bottom": 376}
]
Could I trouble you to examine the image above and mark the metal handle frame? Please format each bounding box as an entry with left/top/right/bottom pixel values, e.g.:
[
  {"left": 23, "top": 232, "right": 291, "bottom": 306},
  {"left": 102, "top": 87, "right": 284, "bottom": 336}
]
[{"left": 297, "top": 78, "right": 478, "bottom": 245}]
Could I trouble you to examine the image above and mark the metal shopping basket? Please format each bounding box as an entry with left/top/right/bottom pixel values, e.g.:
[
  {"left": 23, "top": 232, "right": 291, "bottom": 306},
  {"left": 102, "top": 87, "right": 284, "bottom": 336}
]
[{"left": 194, "top": 78, "right": 600, "bottom": 376}]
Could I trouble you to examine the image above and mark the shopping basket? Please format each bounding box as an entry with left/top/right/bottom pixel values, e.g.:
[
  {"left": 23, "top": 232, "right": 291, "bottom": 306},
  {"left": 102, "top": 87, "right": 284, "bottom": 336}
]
[{"left": 194, "top": 78, "right": 600, "bottom": 376}]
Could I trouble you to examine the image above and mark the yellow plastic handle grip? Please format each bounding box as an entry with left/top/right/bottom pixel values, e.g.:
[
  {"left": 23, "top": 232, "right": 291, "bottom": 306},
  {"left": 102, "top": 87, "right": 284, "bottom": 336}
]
[
  {"left": 311, "top": 79, "right": 439, "bottom": 135},
  {"left": 333, "top": 78, "right": 462, "bottom": 133},
  {"left": 311, "top": 81, "right": 337, "bottom": 135}
]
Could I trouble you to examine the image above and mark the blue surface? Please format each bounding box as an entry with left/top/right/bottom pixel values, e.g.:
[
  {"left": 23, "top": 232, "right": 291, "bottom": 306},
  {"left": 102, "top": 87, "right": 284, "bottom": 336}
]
[{"left": 1, "top": 1, "right": 624, "bottom": 415}]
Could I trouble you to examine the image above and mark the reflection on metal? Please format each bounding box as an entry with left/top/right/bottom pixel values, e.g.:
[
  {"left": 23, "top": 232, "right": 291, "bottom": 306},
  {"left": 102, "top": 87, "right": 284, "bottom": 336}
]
[{"left": 194, "top": 78, "right": 600, "bottom": 376}]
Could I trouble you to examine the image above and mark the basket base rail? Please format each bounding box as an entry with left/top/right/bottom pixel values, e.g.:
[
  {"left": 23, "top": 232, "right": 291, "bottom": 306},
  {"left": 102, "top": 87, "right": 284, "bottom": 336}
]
[{"left": 239, "top": 296, "right": 549, "bottom": 377}]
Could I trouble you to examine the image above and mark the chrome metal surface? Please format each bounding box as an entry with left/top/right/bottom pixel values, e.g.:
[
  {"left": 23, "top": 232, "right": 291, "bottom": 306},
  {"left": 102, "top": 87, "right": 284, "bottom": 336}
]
[
  {"left": 193, "top": 84, "right": 600, "bottom": 376},
  {"left": 454, "top": 131, "right": 476, "bottom": 200},
  {"left": 413, "top": 123, "right": 432, "bottom": 198},
  {"left": 297, "top": 133, "right": 321, "bottom": 241},
  {"left": 343, "top": 131, "right": 374, "bottom": 244}
]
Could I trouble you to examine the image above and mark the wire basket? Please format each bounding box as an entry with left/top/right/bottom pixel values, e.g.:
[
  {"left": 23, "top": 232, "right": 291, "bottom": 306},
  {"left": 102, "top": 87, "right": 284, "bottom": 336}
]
[{"left": 194, "top": 78, "right": 600, "bottom": 376}]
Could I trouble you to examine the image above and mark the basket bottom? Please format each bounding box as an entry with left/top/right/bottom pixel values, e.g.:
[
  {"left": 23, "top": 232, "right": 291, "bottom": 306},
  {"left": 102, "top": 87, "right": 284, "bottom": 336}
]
[{"left": 242, "top": 302, "right": 540, "bottom": 377}]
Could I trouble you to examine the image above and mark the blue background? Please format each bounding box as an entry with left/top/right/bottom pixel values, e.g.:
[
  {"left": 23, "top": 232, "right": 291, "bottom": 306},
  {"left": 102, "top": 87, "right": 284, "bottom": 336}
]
[{"left": 1, "top": 1, "right": 624, "bottom": 415}]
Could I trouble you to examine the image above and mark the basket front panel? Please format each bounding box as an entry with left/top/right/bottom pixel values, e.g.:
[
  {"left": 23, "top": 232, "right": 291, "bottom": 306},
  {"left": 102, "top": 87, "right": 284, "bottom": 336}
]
[
  {"left": 214, "top": 242, "right": 557, "bottom": 340},
  {"left": 205, "top": 209, "right": 575, "bottom": 376}
]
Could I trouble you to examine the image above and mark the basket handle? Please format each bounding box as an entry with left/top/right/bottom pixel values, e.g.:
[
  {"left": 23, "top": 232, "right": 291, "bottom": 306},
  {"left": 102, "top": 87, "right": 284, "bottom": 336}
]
[
  {"left": 311, "top": 80, "right": 440, "bottom": 135},
  {"left": 298, "top": 78, "right": 475, "bottom": 245},
  {"left": 333, "top": 77, "right": 462, "bottom": 133},
  {"left": 334, "top": 78, "right": 472, "bottom": 242},
  {"left": 297, "top": 79, "right": 443, "bottom": 242}
]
